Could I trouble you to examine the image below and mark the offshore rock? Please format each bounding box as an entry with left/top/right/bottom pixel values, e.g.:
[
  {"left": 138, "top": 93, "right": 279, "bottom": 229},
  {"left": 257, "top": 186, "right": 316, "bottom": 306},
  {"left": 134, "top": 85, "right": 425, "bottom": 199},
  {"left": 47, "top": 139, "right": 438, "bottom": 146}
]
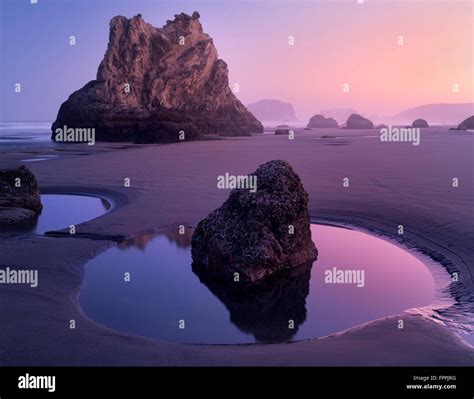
[{"left": 52, "top": 12, "right": 263, "bottom": 143}]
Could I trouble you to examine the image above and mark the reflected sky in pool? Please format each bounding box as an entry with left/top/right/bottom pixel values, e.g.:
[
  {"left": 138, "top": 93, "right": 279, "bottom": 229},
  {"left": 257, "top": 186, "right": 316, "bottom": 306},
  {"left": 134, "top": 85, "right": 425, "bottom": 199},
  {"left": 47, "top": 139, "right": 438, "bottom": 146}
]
[
  {"left": 80, "top": 224, "right": 440, "bottom": 344},
  {"left": 1, "top": 194, "right": 110, "bottom": 234}
]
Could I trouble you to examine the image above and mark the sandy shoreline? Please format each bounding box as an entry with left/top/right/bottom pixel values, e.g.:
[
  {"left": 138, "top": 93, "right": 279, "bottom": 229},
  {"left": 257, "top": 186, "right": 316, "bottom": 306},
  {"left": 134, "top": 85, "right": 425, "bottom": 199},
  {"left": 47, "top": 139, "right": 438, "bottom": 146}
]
[{"left": 1, "top": 128, "right": 473, "bottom": 366}]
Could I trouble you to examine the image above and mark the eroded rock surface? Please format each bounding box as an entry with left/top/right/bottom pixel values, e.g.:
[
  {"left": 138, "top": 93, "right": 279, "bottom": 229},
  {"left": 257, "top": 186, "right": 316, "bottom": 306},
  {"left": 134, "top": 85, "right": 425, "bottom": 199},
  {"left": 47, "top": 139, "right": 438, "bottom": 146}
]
[
  {"left": 0, "top": 166, "right": 42, "bottom": 225},
  {"left": 52, "top": 12, "right": 263, "bottom": 143},
  {"left": 191, "top": 160, "right": 317, "bottom": 282}
]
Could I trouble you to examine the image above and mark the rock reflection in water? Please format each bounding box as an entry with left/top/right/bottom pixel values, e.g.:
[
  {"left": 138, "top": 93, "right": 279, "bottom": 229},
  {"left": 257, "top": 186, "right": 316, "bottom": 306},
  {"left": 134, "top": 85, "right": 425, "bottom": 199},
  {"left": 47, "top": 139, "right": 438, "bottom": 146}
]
[
  {"left": 0, "top": 212, "right": 39, "bottom": 233},
  {"left": 118, "top": 227, "right": 194, "bottom": 251},
  {"left": 117, "top": 232, "right": 156, "bottom": 251},
  {"left": 116, "top": 226, "right": 312, "bottom": 342},
  {"left": 81, "top": 224, "right": 439, "bottom": 344},
  {"left": 192, "top": 261, "right": 312, "bottom": 343},
  {"left": 163, "top": 228, "right": 193, "bottom": 249}
]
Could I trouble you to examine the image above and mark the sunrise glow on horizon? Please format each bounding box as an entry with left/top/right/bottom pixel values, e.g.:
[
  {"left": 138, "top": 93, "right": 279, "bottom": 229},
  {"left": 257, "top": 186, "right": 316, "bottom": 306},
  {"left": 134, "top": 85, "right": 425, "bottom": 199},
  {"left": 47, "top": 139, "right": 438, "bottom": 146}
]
[{"left": 1, "top": 0, "right": 472, "bottom": 121}]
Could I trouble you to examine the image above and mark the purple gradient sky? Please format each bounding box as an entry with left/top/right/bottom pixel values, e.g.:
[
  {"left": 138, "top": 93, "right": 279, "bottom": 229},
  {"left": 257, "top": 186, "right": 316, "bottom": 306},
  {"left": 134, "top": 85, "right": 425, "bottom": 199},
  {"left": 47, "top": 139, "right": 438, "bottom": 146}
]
[{"left": 0, "top": 0, "right": 472, "bottom": 122}]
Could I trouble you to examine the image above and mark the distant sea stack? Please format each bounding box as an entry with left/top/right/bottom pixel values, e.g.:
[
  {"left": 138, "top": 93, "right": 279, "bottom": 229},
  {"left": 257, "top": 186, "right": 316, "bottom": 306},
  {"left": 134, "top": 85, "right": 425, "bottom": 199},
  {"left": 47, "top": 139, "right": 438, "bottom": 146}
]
[
  {"left": 51, "top": 12, "right": 263, "bottom": 143},
  {"left": 274, "top": 125, "right": 291, "bottom": 135},
  {"left": 390, "top": 103, "right": 474, "bottom": 125},
  {"left": 306, "top": 114, "right": 338, "bottom": 128},
  {"left": 247, "top": 100, "right": 297, "bottom": 122},
  {"left": 0, "top": 166, "right": 42, "bottom": 225},
  {"left": 412, "top": 119, "right": 429, "bottom": 128},
  {"left": 191, "top": 160, "right": 318, "bottom": 283},
  {"left": 320, "top": 108, "right": 358, "bottom": 124},
  {"left": 456, "top": 116, "right": 474, "bottom": 130},
  {"left": 345, "top": 113, "right": 374, "bottom": 129}
]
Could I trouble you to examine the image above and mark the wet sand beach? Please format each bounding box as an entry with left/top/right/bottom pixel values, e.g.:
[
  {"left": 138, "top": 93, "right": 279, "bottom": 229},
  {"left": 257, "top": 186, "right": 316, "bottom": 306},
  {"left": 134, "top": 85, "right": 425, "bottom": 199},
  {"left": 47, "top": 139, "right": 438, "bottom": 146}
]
[{"left": 0, "top": 127, "right": 473, "bottom": 366}]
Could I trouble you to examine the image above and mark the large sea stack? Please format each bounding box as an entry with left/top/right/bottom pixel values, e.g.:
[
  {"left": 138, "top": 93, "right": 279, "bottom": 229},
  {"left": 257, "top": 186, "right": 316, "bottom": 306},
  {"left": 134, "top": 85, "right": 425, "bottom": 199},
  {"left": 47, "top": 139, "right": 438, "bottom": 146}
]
[
  {"left": 191, "top": 160, "right": 318, "bottom": 282},
  {"left": 51, "top": 12, "right": 263, "bottom": 143}
]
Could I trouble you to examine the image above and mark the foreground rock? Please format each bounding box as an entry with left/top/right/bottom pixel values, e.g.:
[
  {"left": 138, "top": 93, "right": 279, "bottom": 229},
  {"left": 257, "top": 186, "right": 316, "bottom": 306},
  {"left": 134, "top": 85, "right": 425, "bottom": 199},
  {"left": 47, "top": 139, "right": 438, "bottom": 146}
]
[
  {"left": 412, "top": 119, "right": 429, "bottom": 128},
  {"left": 345, "top": 113, "right": 374, "bottom": 129},
  {"left": 306, "top": 114, "right": 338, "bottom": 128},
  {"left": 247, "top": 99, "right": 297, "bottom": 122},
  {"left": 0, "top": 166, "right": 42, "bottom": 225},
  {"left": 191, "top": 160, "right": 317, "bottom": 282},
  {"left": 52, "top": 12, "right": 263, "bottom": 143},
  {"left": 456, "top": 116, "right": 474, "bottom": 130}
]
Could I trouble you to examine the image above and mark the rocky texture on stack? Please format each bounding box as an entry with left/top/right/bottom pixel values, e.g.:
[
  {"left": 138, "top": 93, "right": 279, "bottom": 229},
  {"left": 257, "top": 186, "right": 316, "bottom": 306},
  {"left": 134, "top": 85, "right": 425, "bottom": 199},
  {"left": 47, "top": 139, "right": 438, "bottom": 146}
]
[
  {"left": 51, "top": 12, "right": 263, "bottom": 143},
  {"left": 191, "top": 160, "right": 317, "bottom": 282},
  {"left": 306, "top": 114, "right": 338, "bottom": 128},
  {"left": 412, "top": 118, "right": 429, "bottom": 128},
  {"left": 0, "top": 166, "right": 42, "bottom": 225},
  {"left": 345, "top": 113, "right": 374, "bottom": 129}
]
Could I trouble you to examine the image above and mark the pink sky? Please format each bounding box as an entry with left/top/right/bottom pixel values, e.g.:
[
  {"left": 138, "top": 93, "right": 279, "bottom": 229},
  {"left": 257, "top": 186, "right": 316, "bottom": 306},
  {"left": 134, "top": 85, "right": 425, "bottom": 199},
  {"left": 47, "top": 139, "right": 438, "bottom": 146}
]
[
  {"left": 2, "top": 0, "right": 472, "bottom": 122},
  {"left": 205, "top": 0, "right": 473, "bottom": 119}
]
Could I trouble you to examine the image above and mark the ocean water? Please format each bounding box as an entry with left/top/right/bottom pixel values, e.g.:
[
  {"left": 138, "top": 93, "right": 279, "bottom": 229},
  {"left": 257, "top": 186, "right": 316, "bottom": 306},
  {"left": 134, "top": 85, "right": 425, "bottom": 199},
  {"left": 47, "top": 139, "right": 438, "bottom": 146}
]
[{"left": 0, "top": 122, "right": 54, "bottom": 149}]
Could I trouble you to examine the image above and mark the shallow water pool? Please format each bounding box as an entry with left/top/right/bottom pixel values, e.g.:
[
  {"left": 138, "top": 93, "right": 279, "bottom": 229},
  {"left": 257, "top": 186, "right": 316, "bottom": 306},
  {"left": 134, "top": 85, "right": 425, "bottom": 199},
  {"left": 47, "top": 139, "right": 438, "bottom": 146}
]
[
  {"left": 2, "top": 194, "right": 110, "bottom": 234},
  {"left": 80, "top": 224, "right": 440, "bottom": 344}
]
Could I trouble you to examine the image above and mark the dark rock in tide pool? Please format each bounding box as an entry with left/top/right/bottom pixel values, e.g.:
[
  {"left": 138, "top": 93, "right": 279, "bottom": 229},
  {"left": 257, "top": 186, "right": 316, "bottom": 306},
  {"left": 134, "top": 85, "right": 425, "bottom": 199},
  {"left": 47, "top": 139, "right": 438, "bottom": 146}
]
[
  {"left": 456, "top": 115, "right": 474, "bottom": 130},
  {"left": 51, "top": 12, "right": 263, "bottom": 143},
  {"left": 306, "top": 114, "right": 338, "bottom": 128},
  {"left": 345, "top": 113, "right": 374, "bottom": 129},
  {"left": 191, "top": 160, "right": 318, "bottom": 282},
  {"left": 274, "top": 125, "right": 291, "bottom": 135},
  {"left": 0, "top": 166, "right": 42, "bottom": 225},
  {"left": 412, "top": 118, "right": 429, "bottom": 128}
]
